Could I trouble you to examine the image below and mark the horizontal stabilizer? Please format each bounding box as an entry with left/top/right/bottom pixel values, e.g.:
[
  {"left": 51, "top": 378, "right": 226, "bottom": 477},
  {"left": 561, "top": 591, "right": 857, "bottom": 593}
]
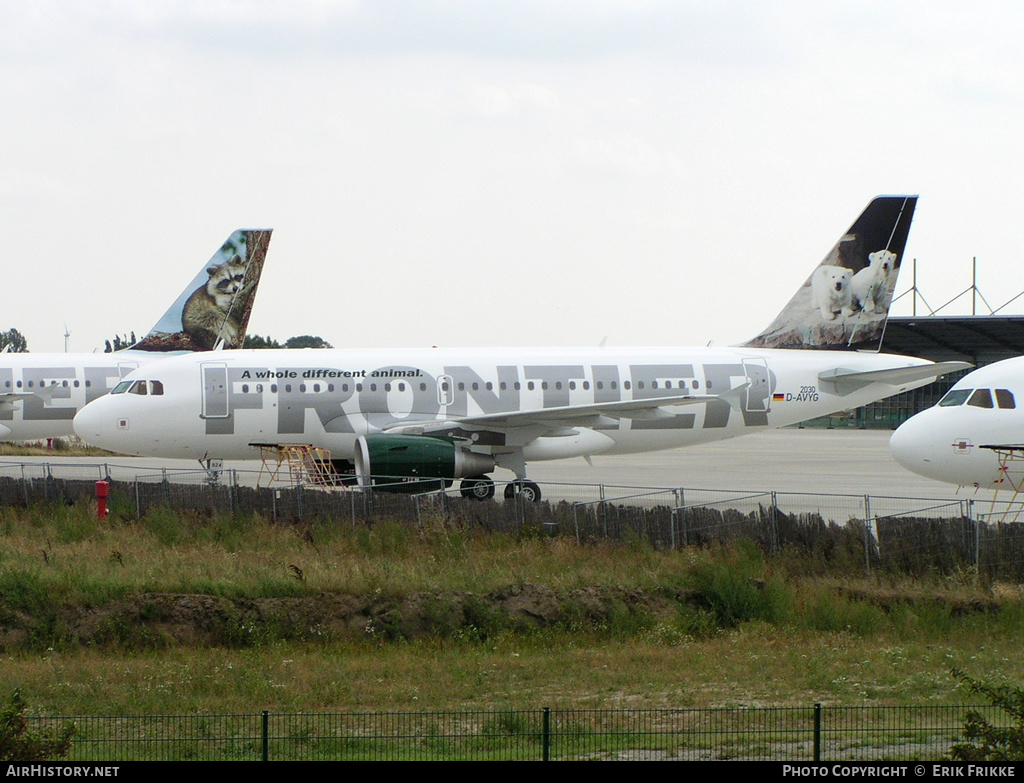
[{"left": 818, "top": 361, "right": 972, "bottom": 396}]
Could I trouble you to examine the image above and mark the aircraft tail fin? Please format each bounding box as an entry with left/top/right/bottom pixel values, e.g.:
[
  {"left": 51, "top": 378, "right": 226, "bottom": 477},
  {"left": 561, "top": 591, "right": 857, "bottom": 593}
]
[
  {"left": 130, "top": 229, "right": 272, "bottom": 352},
  {"left": 740, "top": 196, "right": 916, "bottom": 351}
]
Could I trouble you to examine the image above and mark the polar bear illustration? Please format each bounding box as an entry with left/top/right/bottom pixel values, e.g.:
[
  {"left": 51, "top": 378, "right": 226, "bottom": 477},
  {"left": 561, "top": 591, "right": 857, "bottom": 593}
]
[
  {"left": 810, "top": 265, "right": 854, "bottom": 321},
  {"left": 851, "top": 249, "right": 896, "bottom": 314}
]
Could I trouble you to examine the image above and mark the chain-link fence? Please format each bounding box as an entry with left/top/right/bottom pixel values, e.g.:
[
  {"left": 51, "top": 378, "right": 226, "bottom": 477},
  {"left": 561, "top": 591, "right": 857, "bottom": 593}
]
[{"left": 4, "top": 459, "right": 1024, "bottom": 580}]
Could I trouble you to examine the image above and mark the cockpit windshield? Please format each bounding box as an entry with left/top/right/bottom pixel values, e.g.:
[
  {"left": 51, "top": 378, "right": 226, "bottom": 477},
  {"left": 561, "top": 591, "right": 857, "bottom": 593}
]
[
  {"left": 109, "top": 379, "right": 164, "bottom": 396},
  {"left": 937, "top": 387, "right": 1015, "bottom": 409},
  {"left": 938, "top": 389, "right": 971, "bottom": 407}
]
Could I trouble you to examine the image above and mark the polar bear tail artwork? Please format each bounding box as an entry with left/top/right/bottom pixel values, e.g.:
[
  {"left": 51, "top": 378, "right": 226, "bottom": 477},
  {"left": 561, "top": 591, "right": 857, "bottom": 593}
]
[{"left": 741, "top": 195, "right": 915, "bottom": 352}]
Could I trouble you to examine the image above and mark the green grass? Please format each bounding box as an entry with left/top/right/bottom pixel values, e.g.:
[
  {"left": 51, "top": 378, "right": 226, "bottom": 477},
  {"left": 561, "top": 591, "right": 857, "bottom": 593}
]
[{"left": 0, "top": 502, "right": 1023, "bottom": 717}]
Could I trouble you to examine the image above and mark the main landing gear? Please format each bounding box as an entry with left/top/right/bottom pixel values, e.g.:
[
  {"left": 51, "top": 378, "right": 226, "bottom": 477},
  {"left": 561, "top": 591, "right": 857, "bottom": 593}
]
[
  {"left": 504, "top": 479, "right": 542, "bottom": 503},
  {"left": 459, "top": 475, "right": 495, "bottom": 500},
  {"left": 458, "top": 476, "right": 542, "bottom": 502}
]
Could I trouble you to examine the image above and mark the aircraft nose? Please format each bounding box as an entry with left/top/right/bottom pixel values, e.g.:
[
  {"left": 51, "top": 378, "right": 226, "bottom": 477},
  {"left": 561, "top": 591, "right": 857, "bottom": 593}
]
[
  {"left": 73, "top": 399, "right": 120, "bottom": 449},
  {"left": 888, "top": 415, "right": 929, "bottom": 470},
  {"left": 890, "top": 411, "right": 943, "bottom": 476}
]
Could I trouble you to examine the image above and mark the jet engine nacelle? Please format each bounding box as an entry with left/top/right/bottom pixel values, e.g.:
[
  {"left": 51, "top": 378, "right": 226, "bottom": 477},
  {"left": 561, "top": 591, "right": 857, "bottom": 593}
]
[{"left": 354, "top": 434, "right": 496, "bottom": 491}]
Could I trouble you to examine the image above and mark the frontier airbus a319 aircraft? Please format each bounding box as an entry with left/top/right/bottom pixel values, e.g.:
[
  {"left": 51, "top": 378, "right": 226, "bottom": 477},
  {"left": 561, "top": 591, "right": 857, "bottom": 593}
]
[
  {"left": 75, "top": 197, "right": 968, "bottom": 501},
  {"left": 0, "top": 229, "right": 271, "bottom": 441},
  {"left": 890, "top": 357, "right": 1024, "bottom": 492}
]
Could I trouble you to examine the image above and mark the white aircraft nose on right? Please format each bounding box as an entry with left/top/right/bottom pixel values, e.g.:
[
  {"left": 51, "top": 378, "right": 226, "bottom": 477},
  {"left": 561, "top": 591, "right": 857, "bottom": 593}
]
[
  {"left": 889, "top": 410, "right": 943, "bottom": 478},
  {"left": 890, "top": 405, "right": 1006, "bottom": 489}
]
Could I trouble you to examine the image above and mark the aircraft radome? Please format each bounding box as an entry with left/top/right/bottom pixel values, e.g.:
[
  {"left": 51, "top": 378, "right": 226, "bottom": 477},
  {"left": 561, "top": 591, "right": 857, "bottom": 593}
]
[
  {"left": 0, "top": 229, "right": 271, "bottom": 442},
  {"left": 890, "top": 357, "right": 1024, "bottom": 492},
  {"left": 75, "top": 196, "right": 968, "bottom": 502}
]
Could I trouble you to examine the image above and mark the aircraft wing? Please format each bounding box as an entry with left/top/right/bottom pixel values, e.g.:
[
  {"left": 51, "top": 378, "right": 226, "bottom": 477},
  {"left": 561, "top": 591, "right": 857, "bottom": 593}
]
[
  {"left": 379, "top": 392, "right": 736, "bottom": 445},
  {"left": 0, "top": 384, "right": 69, "bottom": 407},
  {"left": 0, "top": 392, "right": 43, "bottom": 411},
  {"left": 818, "top": 361, "right": 972, "bottom": 396}
]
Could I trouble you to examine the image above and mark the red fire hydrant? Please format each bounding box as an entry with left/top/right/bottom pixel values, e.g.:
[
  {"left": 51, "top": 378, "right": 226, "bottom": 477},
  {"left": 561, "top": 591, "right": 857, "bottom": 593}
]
[{"left": 95, "top": 480, "right": 109, "bottom": 520}]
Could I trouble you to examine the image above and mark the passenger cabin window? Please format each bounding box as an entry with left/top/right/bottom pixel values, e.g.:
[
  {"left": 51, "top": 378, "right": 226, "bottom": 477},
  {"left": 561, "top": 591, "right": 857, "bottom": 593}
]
[
  {"left": 967, "top": 389, "right": 993, "bottom": 409},
  {"left": 996, "top": 389, "right": 1016, "bottom": 409},
  {"left": 938, "top": 389, "right": 971, "bottom": 407}
]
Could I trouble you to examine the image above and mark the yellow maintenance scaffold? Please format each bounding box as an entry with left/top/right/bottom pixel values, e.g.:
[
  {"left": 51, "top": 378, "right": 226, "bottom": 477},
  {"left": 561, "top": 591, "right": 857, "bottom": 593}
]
[
  {"left": 255, "top": 444, "right": 340, "bottom": 488},
  {"left": 978, "top": 446, "right": 1024, "bottom": 522}
]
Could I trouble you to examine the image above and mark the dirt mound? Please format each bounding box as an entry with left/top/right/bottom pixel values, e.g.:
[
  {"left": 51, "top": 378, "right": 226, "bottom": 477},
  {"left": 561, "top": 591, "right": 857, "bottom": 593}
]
[{"left": 0, "top": 584, "right": 688, "bottom": 651}]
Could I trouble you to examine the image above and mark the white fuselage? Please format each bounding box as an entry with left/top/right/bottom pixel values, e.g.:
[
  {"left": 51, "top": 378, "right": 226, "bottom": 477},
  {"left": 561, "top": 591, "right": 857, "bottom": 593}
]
[
  {"left": 890, "top": 357, "right": 1024, "bottom": 490},
  {"left": 0, "top": 350, "right": 185, "bottom": 441},
  {"left": 75, "top": 346, "right": 937, "bottom": 464}
]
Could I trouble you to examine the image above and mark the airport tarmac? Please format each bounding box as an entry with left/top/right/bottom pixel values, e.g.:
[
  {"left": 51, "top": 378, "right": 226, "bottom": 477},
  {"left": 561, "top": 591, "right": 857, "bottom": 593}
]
[
  {"left": 524, "top": 428, "right": 968, "bottom": 500},
  {"left": 0, "top": 428, "right": 973, "bottom": 503}
]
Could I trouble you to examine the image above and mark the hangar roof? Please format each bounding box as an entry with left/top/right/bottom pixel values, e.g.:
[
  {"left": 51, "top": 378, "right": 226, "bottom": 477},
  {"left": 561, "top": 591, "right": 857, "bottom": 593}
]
[{"left": 882, "top": 315, "right": 1024, "bottom": 366}]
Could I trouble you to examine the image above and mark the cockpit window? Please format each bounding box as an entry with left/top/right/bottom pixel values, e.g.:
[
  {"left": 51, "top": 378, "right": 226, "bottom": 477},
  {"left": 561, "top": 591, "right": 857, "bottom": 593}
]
[
  {"left": 111, "top": 381, "right": 132, "bottom": 395},
  {"left": 938, "top": 389, "right": 971, "bottom": 407},
  {"left": 996, "top": 388, "right": 1016, "bottom": 409},
  {"left": 967, "top": 388, "right": 993, "bottom": 408},
  {"left": 150, "top": 381, "right": 164, "bottom": 396},
  {"left": 128, "top": 380, "right": 148, "bottom": 396}
]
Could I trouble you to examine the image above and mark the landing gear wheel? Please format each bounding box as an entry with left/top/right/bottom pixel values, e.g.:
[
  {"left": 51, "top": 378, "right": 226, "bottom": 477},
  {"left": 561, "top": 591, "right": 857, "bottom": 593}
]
[
  {"left": 503, "top": 480, "right": 542, "bottom": 503},
  {"left": 460, "top": 475, "right": 495, "bottom": 501}
]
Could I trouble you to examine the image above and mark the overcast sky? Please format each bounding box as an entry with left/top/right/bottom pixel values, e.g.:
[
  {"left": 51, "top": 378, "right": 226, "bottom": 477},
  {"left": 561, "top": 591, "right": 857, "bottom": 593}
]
[{"left": 3, "top": 1, "right": 1024, "bottom": 353}]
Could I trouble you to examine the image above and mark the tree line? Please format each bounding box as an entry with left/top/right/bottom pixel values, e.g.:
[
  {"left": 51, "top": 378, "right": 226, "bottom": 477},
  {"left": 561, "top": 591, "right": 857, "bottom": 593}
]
[{"left": 0, "top": 329, "right": 334, "bottom": 353}]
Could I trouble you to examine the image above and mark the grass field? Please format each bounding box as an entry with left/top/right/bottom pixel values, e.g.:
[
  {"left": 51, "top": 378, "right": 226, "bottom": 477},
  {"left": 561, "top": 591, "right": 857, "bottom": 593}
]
[{"left": 0, "top": 501, "right": 1021, "bottom": 716}]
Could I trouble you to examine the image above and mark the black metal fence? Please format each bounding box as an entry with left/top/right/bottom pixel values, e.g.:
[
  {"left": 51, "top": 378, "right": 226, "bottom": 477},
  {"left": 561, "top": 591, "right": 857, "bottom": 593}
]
[{"left": 29, "top": 704, "right": 1000, "bottom": 761}]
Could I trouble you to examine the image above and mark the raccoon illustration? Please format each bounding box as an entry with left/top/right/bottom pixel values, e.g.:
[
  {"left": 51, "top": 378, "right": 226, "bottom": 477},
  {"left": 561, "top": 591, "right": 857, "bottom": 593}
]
[{"left": 181, "top": 256, "right": 251, "bottom": 349}]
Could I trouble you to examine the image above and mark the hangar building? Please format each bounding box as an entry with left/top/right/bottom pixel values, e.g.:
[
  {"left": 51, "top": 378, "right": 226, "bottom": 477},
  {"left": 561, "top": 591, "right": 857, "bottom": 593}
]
[{"left": 832, "top": 315, "right": 1024, "bottom": 428}]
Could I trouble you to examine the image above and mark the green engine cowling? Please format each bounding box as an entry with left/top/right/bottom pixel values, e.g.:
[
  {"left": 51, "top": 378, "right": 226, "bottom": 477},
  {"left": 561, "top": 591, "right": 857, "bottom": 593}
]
[{"left": 354, "top": 434, "right": 496, "bottom": 492}]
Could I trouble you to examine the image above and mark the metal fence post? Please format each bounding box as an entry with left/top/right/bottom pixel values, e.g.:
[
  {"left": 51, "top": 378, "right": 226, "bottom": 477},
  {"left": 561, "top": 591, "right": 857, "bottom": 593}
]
[
  {"left": 599, "top": 484, "right": 607, "bottom": 538},
  {"left": 671, "top": 489, "right": 681, "bottom": 549},
  {"left": 262, "top": 710, "right": 269, "bottom": 761},
  {"left": 770, "top": 490, "right": 779, "bottom": 553},
  {"left": 680, "top": 488, "right": 688, "bottom": 547},
  {"left": 863, "top": 495, "right": 874, "bottom": 575},
  {"left": 814, "top": 702, "right": 822, "bottom": 761},
  {"left": 134, "top": 479, "right": 141, "bottom": 518},
  {"left": 542, "top": 706, "right": 551, "bottom": 761},
  {"left": 968, "top": 499, "right": 979, "bottom": 574}
]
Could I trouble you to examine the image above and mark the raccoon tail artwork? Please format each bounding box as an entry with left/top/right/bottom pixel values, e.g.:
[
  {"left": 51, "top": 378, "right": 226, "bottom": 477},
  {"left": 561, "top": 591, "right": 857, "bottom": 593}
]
[
  {"left": 128, "top": 229, "right": 273, "bottom": 353},
  {"left": 738, "top": 195, "right": 916, "bottom": 352}
]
